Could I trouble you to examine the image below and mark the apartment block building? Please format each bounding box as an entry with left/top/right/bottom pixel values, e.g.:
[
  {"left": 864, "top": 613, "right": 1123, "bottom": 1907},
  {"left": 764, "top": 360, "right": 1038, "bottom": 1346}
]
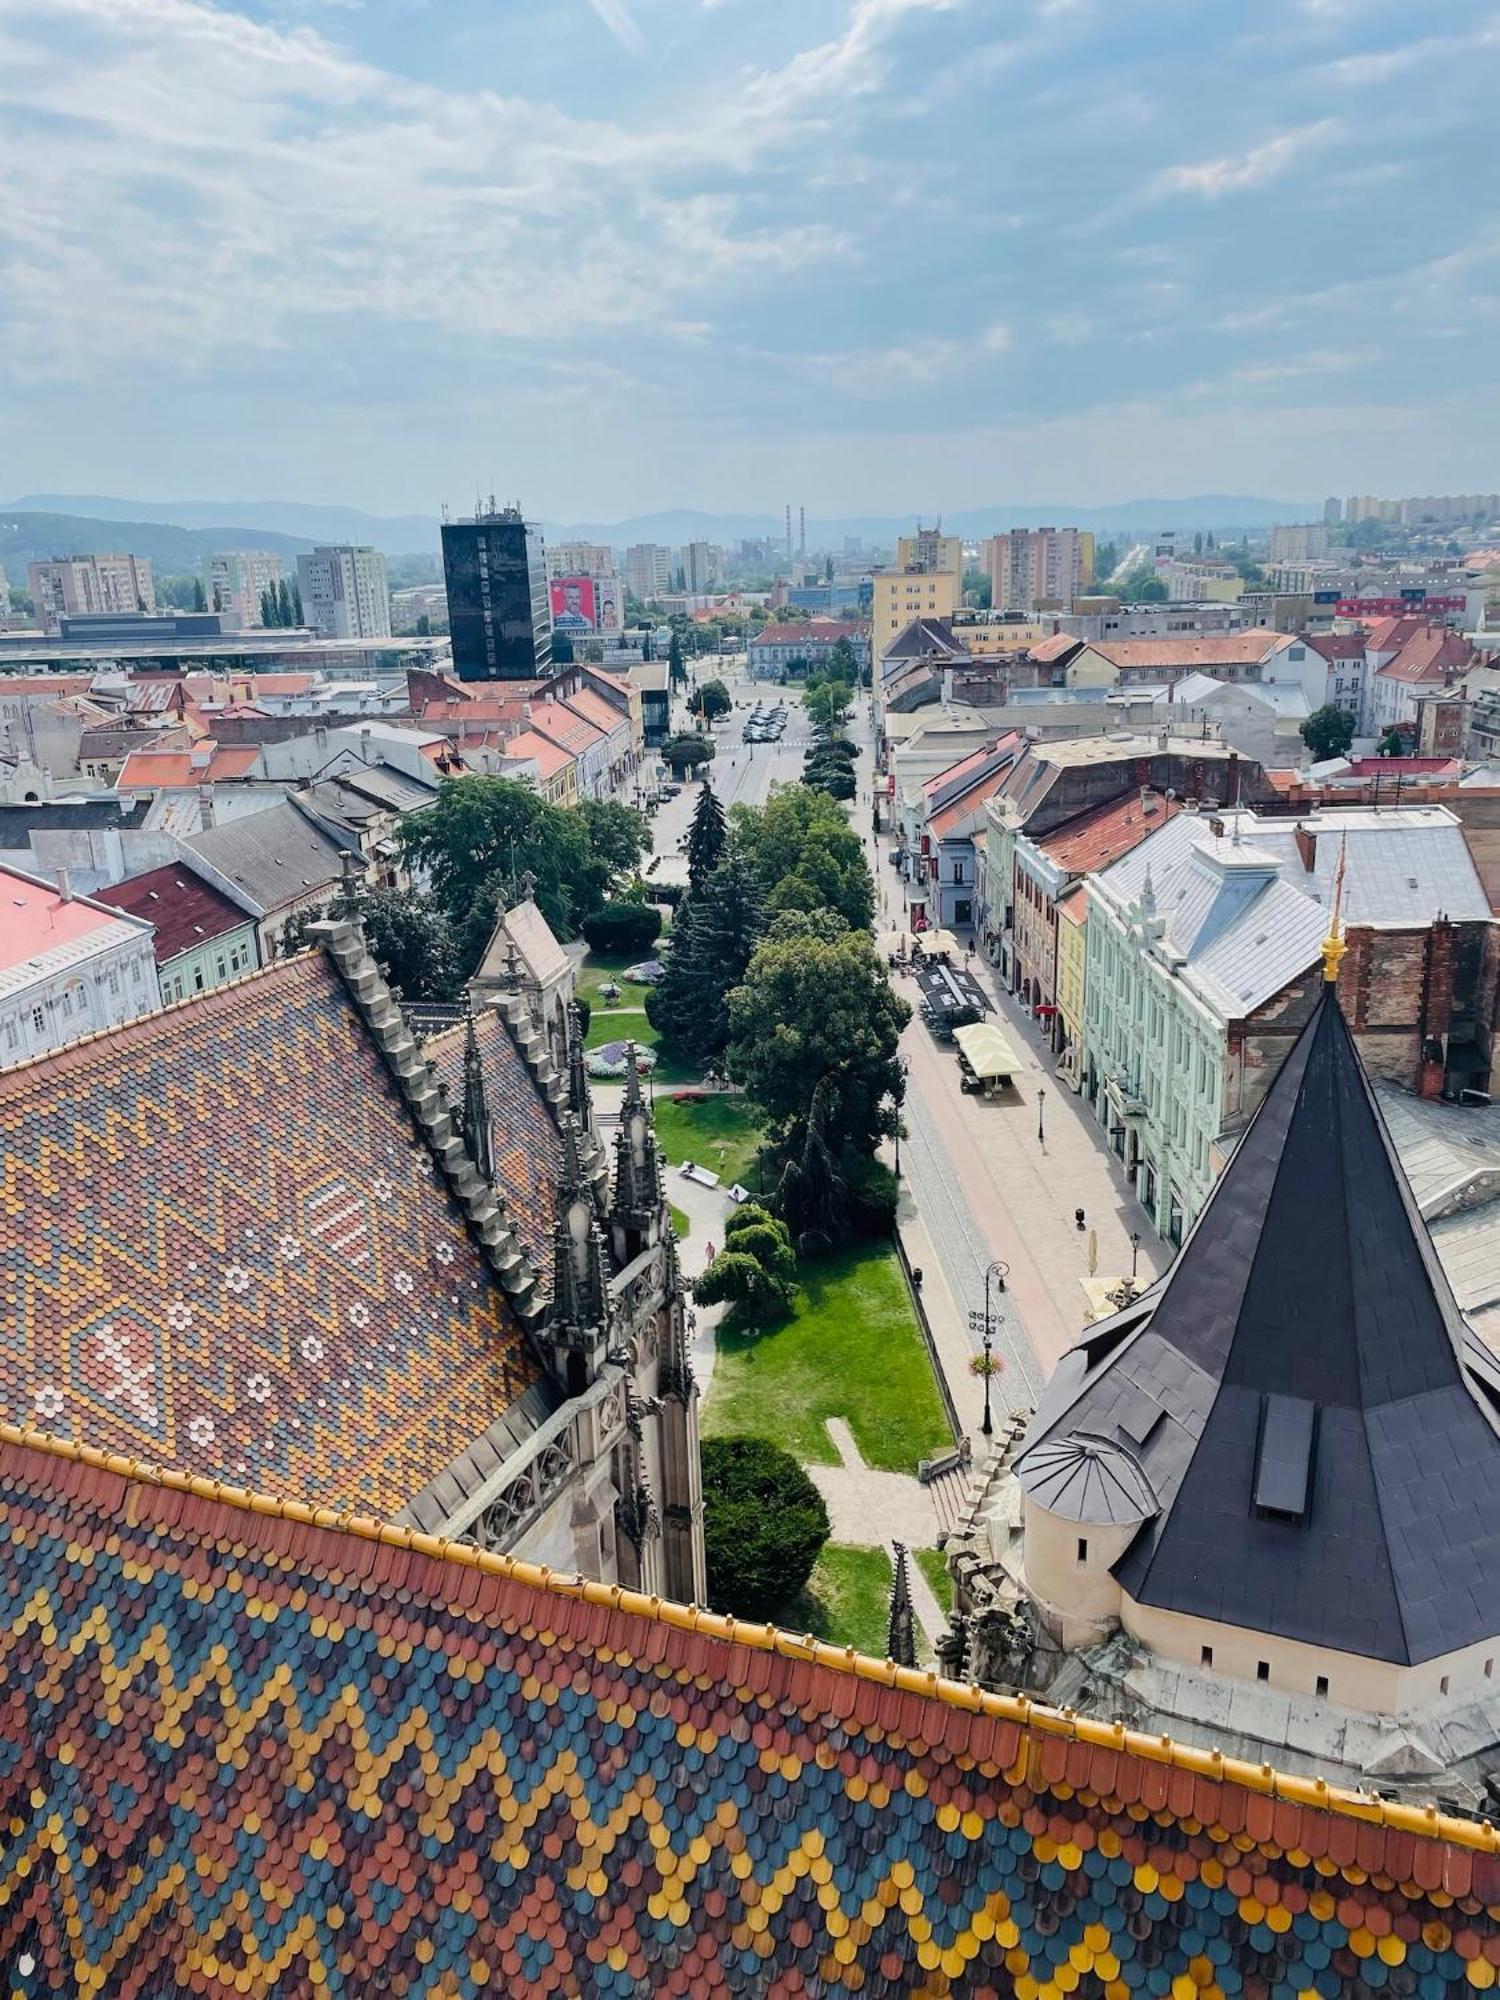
[
  {"left": 208, "top": 550, "right": 282, "bottom": 628},
  {"left": 544, "top": 543, "right": 615, "bottom": 580},
  {"left": 295, "top": 546, "right": 391, "bottom": 640},
  {"left": 623, "top": 543, "right": 673, "bottom": 601},
  {"left": 983, "top": 527, "right": 1094, "bottom": 612},
  {"left": 27, "top": 555, "right": 155, "bottom": 634}
]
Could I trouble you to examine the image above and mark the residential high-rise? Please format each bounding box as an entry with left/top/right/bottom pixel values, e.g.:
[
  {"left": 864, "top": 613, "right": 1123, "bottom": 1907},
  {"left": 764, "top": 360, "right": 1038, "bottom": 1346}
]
[
  {"left": 983, "top": 527, "right": 1093, "bottom": 611},
  {"left": 545, "top": 542, "right": 615, "bottom": 581},
  {"left": 208, "top": 549, "right": 282, "bottom": 627},
  {"left": 441, "top": 506, "right": 552, "bottom": 681},
  {"left": 871, "top": 567, "right": 960, "bottom": 666},
  {"left": 623, "top": 543, "right": 673, "bottom": 601},
  {"left": 27, "top": 555, "right": 155, "bottom": 634},
  {"left": 680, "top": 542, "right": 723, "bottom": 593},
  {"left": 896, "top": 527, "right": 962, "bottom": 577},
  {"left": 295, "top": 546, "right": 390, "bottom": 640},
  {"left": 1268, "top": 522, "right": 1329, "bottom": 562}
]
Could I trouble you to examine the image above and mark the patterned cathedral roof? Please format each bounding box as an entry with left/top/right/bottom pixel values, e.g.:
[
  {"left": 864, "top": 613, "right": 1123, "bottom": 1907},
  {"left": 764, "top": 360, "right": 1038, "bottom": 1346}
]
[
  {"left": 1, "top": 1426, "right": 1497, "bottom": 1999},
  {"left": 0, "top": 953, "right": 546, "bottom": 1517},
  {"left": 423, "top": 1002, "right": 564, "bottom": 1272}
]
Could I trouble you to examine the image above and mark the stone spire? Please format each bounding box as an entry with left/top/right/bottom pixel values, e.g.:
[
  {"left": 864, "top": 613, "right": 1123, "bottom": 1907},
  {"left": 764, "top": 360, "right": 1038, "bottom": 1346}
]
[
  {"left": 460, "top": 996, "right": 493, "bottom": 1183},
  {"left": 610, "top": 1044, "right": 665, "bottom": 1243},
  {"left": 334, "top": 848, "right": 365, "bottom": 923},
  {"left": 565, "top": 1000, "right": 591, "bottom": 1132},
  {"left": 887, "top": 1542, "right": 917, "bottom": 1668}
]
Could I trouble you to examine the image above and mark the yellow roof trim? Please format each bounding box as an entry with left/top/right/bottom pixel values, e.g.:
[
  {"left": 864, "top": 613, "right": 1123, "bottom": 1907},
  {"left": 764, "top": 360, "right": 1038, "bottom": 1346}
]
[{"left": 6, "top": 1417, "right": 1497, "bottom": 1858}]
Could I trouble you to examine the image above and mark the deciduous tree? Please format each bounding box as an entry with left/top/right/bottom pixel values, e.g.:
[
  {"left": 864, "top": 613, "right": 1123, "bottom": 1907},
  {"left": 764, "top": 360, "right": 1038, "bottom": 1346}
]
[
  {"left": 701, "top": 1438, "right": 829, "bottom": 1621},
  {"left": 727, "top": 926, "right": 909, "bottom": 1157},
  {"left": 1300, "top": 704, "right": 1355, "bottom": 761}
]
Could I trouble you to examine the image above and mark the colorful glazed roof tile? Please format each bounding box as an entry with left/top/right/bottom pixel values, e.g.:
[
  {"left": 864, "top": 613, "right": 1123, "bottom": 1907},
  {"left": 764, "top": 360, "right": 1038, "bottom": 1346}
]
[
  {"left": 0, "top": 952, "right": 546, "bottom": 1515},
  {"left": 1, "top": 1426, "right": 1497, "bottom": 2000},
  {"left": 424, "top": 1002, "right": 564, "bottom": 1270}
]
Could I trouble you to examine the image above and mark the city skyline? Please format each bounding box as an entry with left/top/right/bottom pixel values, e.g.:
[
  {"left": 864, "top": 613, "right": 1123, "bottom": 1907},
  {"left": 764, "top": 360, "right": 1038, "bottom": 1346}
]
[{"left": 1, "top": 0, "right": 1497, "bottom": 516}]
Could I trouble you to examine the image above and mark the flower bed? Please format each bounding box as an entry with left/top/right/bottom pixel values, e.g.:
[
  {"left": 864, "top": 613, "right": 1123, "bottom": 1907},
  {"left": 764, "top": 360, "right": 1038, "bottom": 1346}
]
[{"left": 585, "top": 1041, "right": 659, "bottom": 1079}]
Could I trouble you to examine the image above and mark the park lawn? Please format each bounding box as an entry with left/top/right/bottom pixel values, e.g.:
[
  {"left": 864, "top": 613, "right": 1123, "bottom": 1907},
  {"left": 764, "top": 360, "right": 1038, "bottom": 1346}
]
[
  {"left": 576, "top": 945, "right": 665, "bottom": 1012},
  {"left": 650, "top": 1093, "right": 766, "bottom": 1189},
  {"left": 582, "top": 1003, "right": 696, "bottom": 1086},
  {"left": 669, "top": 1203, "right": 691, "bottom": 1241},
  {"left": 789, "top": 1544, "right": 892, "bottom": 1658},
  {"left": 702, "top": 1242, "right": 953, "bottom": 1474},
  {"left": 915, "top": 1545, "right": 952, "bottom": 1616}
]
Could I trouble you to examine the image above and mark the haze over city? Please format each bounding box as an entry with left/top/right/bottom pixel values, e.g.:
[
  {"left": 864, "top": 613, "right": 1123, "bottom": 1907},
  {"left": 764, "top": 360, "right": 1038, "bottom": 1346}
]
[{"left": 2, "top": 0, "right": 1498, "bottom": 515}]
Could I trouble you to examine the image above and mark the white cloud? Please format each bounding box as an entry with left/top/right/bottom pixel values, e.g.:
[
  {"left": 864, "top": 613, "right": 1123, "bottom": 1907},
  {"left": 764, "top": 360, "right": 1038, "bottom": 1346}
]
[
  {"left": 1150, "top": 120, "right": 1341, "bottom": 200},
  {"left": 0, "top": 0, "right": 939, "bottom": 371},
  {"left": 586, "top": 0, "right": 646, "bottom": 52},
  {"left": 787, "top": 320, "right": 1010, "bottom": 398}
]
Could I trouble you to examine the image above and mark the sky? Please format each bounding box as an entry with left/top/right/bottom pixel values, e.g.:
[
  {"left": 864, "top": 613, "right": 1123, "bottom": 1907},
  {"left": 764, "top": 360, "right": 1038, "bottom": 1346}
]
[{"left": 1, "top": 0, "right": 1498, "bottom": 521}]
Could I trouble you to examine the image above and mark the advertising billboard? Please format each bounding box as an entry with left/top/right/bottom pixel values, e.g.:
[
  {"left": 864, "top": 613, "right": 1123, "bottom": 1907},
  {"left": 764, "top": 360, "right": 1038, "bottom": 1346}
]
[
  {"left": 1334, "top": 595, "right": 1466, "bottom": 617},
  {"left": 550, "top": 576, "right": 597, "bottom": 630}
]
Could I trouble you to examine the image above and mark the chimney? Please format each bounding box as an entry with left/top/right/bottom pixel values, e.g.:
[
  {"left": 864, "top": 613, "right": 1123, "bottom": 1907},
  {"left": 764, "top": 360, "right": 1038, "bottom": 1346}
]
[
  {"left": 1293, "top": 822, "right": 1316, "bottom": 874},
  {"left": 198, "top": 782, "right": 215, "bottom": 830},
  {"left": 56, "top": 867, "right": 72, "bottom": 902},
  {"left": 1140, "top": 784, "right": 1157, "bottom": 814}
]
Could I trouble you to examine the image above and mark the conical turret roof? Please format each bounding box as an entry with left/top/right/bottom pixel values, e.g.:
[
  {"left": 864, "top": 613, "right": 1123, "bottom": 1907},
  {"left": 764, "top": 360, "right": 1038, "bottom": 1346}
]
[{"left": 1017, "top": 989, "right": 1500, "bottom": 1665}]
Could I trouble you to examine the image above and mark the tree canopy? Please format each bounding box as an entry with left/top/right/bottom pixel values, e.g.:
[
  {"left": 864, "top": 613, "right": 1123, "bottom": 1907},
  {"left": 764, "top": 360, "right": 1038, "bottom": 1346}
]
[
  {"left": 727, "top": 925, "right": 909, "bottom": 1158},
  {"left": 1300, "top": 704, "right": 1355, "bottom": 762},
  {"left": 701, "top": 1438, "right": 830, "bottom": 1621},
  {"left": 690, "top": 678, "right": 732, "bottom": 722},
  {"left": 398, "top": 777, "right": 643, "bottom": 950},
  {"left": 728, "top": 785, "right": 874, "bottom": 932},
  {"left": 280, "top": 888, "right": 461, "bottom": 1002},
  {"left": 686, "top": 781, "right": 727, "bottom": 893},
  {"left": 646, "top": 845, "right": 763, "bottom": 1067},
  {"left": 661, "top": 733, "right": 716, "bottom": 774}
]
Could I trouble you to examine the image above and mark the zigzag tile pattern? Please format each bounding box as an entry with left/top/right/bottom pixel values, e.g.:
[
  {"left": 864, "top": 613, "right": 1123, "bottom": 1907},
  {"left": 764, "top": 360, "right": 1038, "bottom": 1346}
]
[
  {"left": 1, "top": 1436, "right": 1496, "bottom": 2000},
  {"left": 0, "top": 958, "right": 543, "bottom": 1516},
  {"left": 424, "top": 1007, "right": 563, "bottom": 1271}
]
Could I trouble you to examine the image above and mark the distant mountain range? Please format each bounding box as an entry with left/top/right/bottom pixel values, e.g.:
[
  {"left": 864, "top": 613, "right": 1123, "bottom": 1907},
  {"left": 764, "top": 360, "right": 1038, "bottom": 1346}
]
[{"left": 3, "top": 492, "right": 1321, "bottom": 571}]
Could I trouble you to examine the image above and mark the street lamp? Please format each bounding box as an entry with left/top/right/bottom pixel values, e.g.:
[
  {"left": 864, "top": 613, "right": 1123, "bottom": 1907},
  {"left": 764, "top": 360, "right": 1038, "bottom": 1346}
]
[
  {"left": 1036, "top": 1086, "right": 1046, "bottom": 1146},
  {"left": 1131, "top": 1231, "right": 1141, "bottom": 1279},
  {"left": 965, "top": 1259, "right": 1010, "bottom": 1439}
]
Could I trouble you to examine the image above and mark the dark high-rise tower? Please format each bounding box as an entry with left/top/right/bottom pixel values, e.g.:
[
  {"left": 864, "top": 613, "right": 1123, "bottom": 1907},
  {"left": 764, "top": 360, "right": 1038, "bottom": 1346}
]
[{"left": 441, "top": 504, "right": 552, "bottom": 681}]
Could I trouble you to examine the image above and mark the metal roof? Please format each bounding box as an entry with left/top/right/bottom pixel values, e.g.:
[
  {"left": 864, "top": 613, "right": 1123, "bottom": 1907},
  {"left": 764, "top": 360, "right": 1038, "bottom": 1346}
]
[{"left": 1017, "top": 994, "right": 1500, "bottom": 1666}]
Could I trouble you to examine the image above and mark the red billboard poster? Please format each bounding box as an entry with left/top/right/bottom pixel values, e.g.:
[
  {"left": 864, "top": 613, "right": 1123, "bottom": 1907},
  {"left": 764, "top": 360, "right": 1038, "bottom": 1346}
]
[{"left": 550, "top": 576, "right": 597, "bottom": 629}]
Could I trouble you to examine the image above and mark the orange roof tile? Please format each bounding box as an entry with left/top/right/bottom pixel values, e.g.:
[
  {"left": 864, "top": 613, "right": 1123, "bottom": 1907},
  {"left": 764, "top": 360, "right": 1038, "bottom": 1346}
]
[
  {"left": 503, "top": 728, "right": 574, "bottom": 781},
  {"left": 114, "top": 742, "right": 261, "bottom": 789},
  {"left": 1035, "top": 789, "right": 1182, "bottom": 875},
  {"left": 1083, "top": 629, "right": 1287, "bottom": 671}
]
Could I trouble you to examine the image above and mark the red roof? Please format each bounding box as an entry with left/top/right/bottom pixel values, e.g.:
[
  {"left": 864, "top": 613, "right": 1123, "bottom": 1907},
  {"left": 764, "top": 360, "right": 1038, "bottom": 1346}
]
[
  {"left": 503, "top": 728, "right": 574, "bottom": 781},
  {"left": 1363, "top": 614, "right": 1430, "bottom": 654},
  {"left": 1083, "top": 629, "right": 1287, "bottom": 671},
  {"left": 561, "top": 686, "right": 626, "bottom": 737},
  {"left": 1035, "top": 790, "right": 1182, "bottom": 875},
  {"left": 1347, "top": 755, "right": 1462, "bottom": 776},
  {"left": 1376, "top": 629, "right": 1472, "bottom": 685},
  {"left": 1028, "top": 631, "right": 1083, "bottom": 663},
  {"left": 115, "top": 742, "right": 261, "bottom": 790},
  {"left": 1056, "top": 881, "right": 1089, "bottom": 925},
  {"left": 753, "top": 621, "right": 866, "bottom": 646},
  {"left": 528, "top": 701, "right": 605, "bottom": 757},
  {"left": 96, "top": 863, "right": 253, "bottom": 963},
  {"left": 1303, "top": 631, "right": 1366, "bottom": 660}
]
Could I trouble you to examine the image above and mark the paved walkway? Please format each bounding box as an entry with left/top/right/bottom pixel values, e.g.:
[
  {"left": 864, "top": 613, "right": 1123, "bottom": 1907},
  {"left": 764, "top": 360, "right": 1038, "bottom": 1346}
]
[{"left": 808, "top": 1420, "right": 947, "bottom": 1651}]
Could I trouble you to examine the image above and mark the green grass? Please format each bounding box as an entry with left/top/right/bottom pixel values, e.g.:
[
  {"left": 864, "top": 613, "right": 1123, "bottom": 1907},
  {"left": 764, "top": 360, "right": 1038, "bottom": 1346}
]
[
  {"left": 787, "top": 1544, "right": 892, "bottom": 1657},
  {"left": 702, "top": 1242, "right": 953, "bottom": 1474},
  {"left": 669, "top": 1203, "right": 691, "bottom": 1241},
  {"left": 576, "top": 945, "right": 665, "bottom": 1011},
  {"left": 650, "top": 1093, "right": 766, "bottom": 1189},
  {"left": 915, "top": 1545, "right": 952, "bottom": 1617}
]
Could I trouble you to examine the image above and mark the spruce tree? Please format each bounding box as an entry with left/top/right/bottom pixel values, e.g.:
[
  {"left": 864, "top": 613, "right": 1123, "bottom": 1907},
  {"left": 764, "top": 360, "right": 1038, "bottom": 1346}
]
[
  {"left": 290, "top": 578, "right": 304, "bottom": 624},
  {"left": 646, "top": 847, "right": 763, "bottom": 1068},
  {"left": 192, "top": 577, "right": 206, "bottom": 612},
  {"left": 686, "top": 780, "right": 727, "bottom": 894},
  {"left": 259, "top": 585, "right": 275, "bottom": 626},
  {"left": 277, "top": 578, "right": 294, "bottom": 625}
]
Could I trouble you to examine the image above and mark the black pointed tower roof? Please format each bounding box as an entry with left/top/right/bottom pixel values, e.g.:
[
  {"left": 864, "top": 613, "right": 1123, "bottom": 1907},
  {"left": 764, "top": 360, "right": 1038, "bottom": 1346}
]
[{"left": 1016, "top": 982, "right": 1500, "bottom": 1666}]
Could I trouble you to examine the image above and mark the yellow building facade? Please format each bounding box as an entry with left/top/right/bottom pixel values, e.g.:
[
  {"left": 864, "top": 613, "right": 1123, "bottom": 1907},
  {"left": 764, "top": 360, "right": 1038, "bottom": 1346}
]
[
  {"left": 1054, "top": 881, "right": 1088, "bottom": 1086},
  {"left": 873, "top": 567, "right": 961, "bottom": 665}
]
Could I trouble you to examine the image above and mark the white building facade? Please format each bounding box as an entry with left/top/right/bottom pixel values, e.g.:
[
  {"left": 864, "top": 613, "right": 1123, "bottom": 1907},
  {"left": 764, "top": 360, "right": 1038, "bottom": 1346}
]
[{"left": 0, "top": 865, "right": 160, "bottom": 1066}]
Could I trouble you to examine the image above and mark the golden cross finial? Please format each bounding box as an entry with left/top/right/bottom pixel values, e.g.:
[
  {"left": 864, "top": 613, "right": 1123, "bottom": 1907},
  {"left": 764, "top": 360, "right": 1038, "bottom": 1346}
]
[{"left": 1322, "top": 833, "right": 1349, "bottom": 984}]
